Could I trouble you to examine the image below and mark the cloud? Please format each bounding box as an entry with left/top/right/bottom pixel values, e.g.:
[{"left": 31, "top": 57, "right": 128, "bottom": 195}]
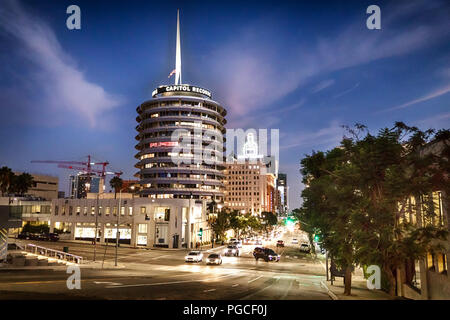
[
  {"left": 0, "top": 0, "right": 123, "bottom": 128},
  {"left": 204, "top": 0, "right": 449, "bottom": 124},
  {"left": 312, "top": 79, "right": 335, "bottom": 93},
  {"left": 333, "top": 82, "right": 360, "bottom": 99},
  {"left": 385, "top": 84, "right": 450, "bottom": 112}
]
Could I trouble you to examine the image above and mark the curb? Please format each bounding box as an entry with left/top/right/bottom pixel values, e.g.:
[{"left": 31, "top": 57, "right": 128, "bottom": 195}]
[{"left": 320, "top": 280, "right": 339, "bottom": 300}]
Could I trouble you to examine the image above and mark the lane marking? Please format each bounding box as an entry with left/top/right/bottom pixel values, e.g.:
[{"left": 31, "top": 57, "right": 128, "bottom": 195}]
[
  {"left": 106, "top": 273, "right": 236, "bottom": 289},
  {"left": 280, "top": 278, "right": 295, "bottom": 300},
  {"left": 151, "top": 254, "right": 172, "bottom": 260},
  {"left": 232, "top": 284, "right": 239, "bottom": 287},
  {"left": 203, "top": 288, "right": 216, "bottom": 292},
  {"left": 248, "top": 275, "right": 263, "bottom": 283},
  {"left": 240, "top": 276, "right": 280, "bottom": 300},
  {"left": 94, "top": 281, "right": 122, "bottom": 286}
]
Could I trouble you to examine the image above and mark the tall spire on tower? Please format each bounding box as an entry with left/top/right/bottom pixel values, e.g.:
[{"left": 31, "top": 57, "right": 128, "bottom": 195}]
[{"left": 175, "top": 9, "right": 182, "bottom": 85}]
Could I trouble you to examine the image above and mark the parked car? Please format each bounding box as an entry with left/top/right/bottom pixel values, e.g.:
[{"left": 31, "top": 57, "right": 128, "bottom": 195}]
[
  {"left": 206, "top": 253, "right": 222, "bottom": 265},
  {"left": 17, "top": 232, "right": 32, "bottom": 240},
  {"left": 185, "top": 251, "right": 203, "bottom": 263},
  {"left": 253, "top": 247, "right": 280, "bottom": 262},
  {"left": 42, "top": 233, "right": 59, "bottom": 241},
  {"left": 291, "top": 238, "right": 299, "bottom": 244},
  {"left": 223, "top": 245, "right": 240, "bottom": 257},
  {"left": 299, "top": 243, "right": 311, "bottom": 253},
  {"left": 276, "top": 240, "right": 285, "bottom": 247},
  {"left": 29, "top": 233, "right": 42, "bottom": 240}
]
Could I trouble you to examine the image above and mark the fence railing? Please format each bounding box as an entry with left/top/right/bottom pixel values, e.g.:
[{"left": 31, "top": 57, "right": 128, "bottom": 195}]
[{"left": 24, "top": 243, "right": 83, "bottom": 264}]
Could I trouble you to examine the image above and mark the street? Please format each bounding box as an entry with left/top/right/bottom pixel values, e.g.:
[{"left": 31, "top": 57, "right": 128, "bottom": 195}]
[{"left": 0, "top": 230, "right": 331, "bottom": 300}]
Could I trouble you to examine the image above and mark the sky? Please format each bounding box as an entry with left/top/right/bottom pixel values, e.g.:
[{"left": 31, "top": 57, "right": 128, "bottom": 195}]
[{"left": 0, "top": 0, "right": 449, "bottom": 210}]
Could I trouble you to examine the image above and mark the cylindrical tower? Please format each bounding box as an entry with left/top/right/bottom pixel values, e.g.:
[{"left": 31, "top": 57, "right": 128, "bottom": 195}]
[{"left": 135, "top": 85, "right": 227, "bottom": 201}]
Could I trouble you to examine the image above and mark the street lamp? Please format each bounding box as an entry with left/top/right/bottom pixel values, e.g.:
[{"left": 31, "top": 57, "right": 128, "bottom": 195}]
[
  {"left": 115, "top": 188, "right": 122, "bottom": 267},
  {"left": 93, "top": 191, "right": 99, "bottom": 261}
]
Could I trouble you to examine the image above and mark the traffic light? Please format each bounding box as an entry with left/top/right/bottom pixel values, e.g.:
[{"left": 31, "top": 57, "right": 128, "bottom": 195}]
[
  {"left": 314, "top": 234, "right": 320, "bottom": 242},
  {"left": 285, "top": 217, "right": 295, "bottom": 227},
  {"left": 198, "top": 228, "right": 203, "bottom": 237}
]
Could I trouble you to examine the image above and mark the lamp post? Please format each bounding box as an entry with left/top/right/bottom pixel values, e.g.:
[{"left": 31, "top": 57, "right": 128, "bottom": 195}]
[
  {"left": 94, "top": 191, "right": 99, "bottom": 261},
  {"left": 114, "top": 189, "right": 122, "bottom": 267}
]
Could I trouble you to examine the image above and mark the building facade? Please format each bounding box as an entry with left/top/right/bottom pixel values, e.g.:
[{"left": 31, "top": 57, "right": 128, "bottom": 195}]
[
  {"left": 50, "top": 197, "right": 211, "bottom": 249},
  {"left": 224, "top": 159, "right": 276, "bottom": 215},
  {"left": 276, "top": 173, "right": 288, "bottom": 215},
  {"left": 14, "top": 172, "right": 58, "bottom": 200},
  {"left": 70, "top": 174, "right": 104, "bottom": 199},
  {"left": 135, "top": 88, "right": 227, "bottom": 202}
]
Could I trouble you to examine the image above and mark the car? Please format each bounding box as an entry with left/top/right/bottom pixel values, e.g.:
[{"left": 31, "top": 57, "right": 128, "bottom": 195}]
[
  {"left": 223, "top": 245, "right": 240, "bottom": 257},
  {"left": 276, "top": 240, "right": 284, "bottom": 247},
  {"left": 17, "top": 232, "right": 32, "bottom": 240},
  {"left": 291, "top": 238, "right": 299, "bottom": 244},
  {"left": 253, "top": 247, "right": 280, "bottom": 262},
  {"left": 185, "top": 251, "right": 203, "bottom": 263},
  {"left": 206, "top": 253, "right": 222, "bottom": 265},
  {"left": 229, "top": 238, "right": 238, "bottom": 244},
  {"left": 29, "top": 233, "right": 42, "bottom": 240},
  {"left": 37, "top": 233, "right": 60, "bottom": 241},
  {"left": 299, "top": 243, "right": 311, "bottom": 253}
]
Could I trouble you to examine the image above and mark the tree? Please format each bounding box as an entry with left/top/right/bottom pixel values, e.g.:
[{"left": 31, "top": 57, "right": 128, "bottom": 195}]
[
  {"left": 211, "top": 209, "right": 230, "bottom": 241},
  {"left": 299, "top": 123, "right": 449, "bottom": 296},
  {"left": 229, "top": 210, "right": 247, "bottom": 239},
  {"left": 10, "top": 173, "right": 34, "bottom": 195},
  {"left": 0, "top": 166, "right": 14, "bottom": 196},
  {"left": 109, "top": 176, "right": 123, "bottom": 199}
]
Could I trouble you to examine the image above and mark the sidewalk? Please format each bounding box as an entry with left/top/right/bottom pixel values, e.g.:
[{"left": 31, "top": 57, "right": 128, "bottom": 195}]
[{"left": 321, "top": 268, "right": 393, "bottom": 300}]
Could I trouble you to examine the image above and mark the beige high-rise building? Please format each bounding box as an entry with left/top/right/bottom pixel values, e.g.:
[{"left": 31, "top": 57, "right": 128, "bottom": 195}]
[{"left": 224, "top": 159, "right": 276, "bottom": 215}]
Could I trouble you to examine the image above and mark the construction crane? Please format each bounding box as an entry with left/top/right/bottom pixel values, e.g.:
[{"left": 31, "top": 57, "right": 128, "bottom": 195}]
[{"left": 31, "top": 155, "right": 123, "bottom": 177}]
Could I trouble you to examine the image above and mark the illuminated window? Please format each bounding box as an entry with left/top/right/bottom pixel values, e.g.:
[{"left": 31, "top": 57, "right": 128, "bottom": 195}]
[
  {"left": 140, "top": 207, "right": 146, "bottom": 214},
  {"left": 138, "top": 224, "right": 148, "bottom": 233},
  {"left": 83, "top": 206, "right": 88, "bottom": 216},
  {"left": 427, "top": 252, "right": 435, "bottom": 270},
  {"left": 128, "top": 207, "right": 133, "bottom": 215},
  {"left": 155, "top": 207, "right": 170, "bottom": 221},
  {"left": 106, "top": 207, "right": 110, "bottom": 216},
  {"left": 120, "top": 207, "right": 125, "bottom": 215},
  {"left": 76, "top": 206, "right": 81, "bottom": 216},
  {"left": 437, "top": 254, "right": 447, "bottom": 274},
  {"left": 112, "top": 207, "right": 117, "bottom": 216},
  {"left": 91, "top": 206, "right": 95, "bottom": 215}
]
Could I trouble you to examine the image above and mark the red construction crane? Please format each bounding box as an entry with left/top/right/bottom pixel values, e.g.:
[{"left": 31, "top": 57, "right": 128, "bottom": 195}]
[{"left": 31, "top": 155, "right": 123, "bottom": 177}]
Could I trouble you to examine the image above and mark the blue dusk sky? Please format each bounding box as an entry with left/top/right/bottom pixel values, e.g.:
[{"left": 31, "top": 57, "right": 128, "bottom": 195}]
[{"left": 0, "top": 0, "right": 449, "bottom": 209}]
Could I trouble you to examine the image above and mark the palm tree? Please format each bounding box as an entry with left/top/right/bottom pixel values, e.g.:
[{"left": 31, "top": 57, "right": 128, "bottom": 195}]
[
  {"left": 0, "top": 166, "right": 14, "bottom": 196},
  {"left": 10, "top": 173, "right": 34, "bottom": 195},
  {"left": 109, "top": 176, "right": 123, "bottom": 199}
]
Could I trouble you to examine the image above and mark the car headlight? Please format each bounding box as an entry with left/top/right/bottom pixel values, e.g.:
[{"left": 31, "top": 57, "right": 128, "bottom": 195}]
[
  {"left": 185, "top": 256, "right": 189, "bottom": 259},
  {"left": 232, "top": 249, "right": 236, "bottom": 253}
]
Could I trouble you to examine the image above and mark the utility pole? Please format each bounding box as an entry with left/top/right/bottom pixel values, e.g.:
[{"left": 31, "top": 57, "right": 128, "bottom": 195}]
[
  {"left": 93, "top": 192, "right": 99, "bottom": 261},
  {"left": 115, "top": 189, "right": 122, "bottom": 267}
]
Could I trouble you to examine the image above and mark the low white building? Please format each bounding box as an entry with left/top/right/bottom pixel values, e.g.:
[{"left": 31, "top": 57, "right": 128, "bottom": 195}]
[{"left": 50, "top": 197, "right": 211, "bottom": 249}]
